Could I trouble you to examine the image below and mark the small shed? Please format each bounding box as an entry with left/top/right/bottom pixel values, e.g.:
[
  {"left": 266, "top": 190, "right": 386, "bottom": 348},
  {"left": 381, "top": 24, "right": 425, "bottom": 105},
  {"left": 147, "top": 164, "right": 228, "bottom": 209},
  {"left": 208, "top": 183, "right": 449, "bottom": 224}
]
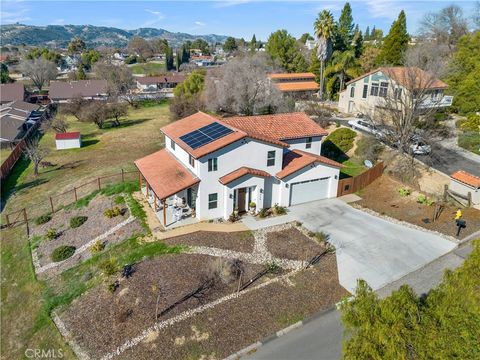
[
  {"left": 450, "top": 170, "right": 480, "bottom": 206},
  {"left": 55, "top": 132, "right": 81, "bottom": 150}
]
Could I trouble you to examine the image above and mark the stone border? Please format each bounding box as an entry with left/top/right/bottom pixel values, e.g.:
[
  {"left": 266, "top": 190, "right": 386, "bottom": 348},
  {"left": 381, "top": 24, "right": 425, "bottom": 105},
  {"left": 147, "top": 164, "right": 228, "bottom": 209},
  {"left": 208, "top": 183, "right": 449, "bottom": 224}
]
[
  {"left": 350, "top": 203, "right": 459, "bottom": 243},
  {"left": 52, "top": 311, "right": 90, "bottom": 360}
]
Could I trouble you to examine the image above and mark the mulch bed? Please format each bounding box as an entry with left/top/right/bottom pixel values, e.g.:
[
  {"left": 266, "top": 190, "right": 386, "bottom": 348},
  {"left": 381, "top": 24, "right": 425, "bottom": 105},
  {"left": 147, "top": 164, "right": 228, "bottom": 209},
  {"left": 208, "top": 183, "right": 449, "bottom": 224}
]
[
  {"left": 266, "top": 227, "right": 325, "bottom": 261},
  {"left": 357, "top": 175, "right": 480, "bottom": 239},
  {"left": 164, "top": 231, "right": 255, "bottom": 253},
  {"left": 114, "top": 253, "right": 348, "bottom": 360},
  {"left": 59, "top": 253, "right": 266, "bottom": 359},
  {"left": 32, "top": 195, "right": 130, "bottom": 267}
]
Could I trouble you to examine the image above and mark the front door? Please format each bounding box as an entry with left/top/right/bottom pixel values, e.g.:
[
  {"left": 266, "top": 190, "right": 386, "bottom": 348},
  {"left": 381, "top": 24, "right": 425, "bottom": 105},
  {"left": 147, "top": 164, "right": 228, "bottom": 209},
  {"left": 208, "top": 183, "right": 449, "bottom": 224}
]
[
  {"left": 237, "top": 188, "right": 246, "bottom": 213},
  {"left": 348, "top": 101, "right": 355, "bottom": 113}
]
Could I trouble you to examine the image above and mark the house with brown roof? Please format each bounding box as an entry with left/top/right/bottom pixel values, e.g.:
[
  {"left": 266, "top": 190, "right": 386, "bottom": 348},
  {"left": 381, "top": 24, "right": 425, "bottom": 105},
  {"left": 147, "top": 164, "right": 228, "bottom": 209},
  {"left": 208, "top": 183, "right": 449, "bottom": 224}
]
[
  {"left": 49, "top": 80, "right": 108, "bottom": 103},
  {"left": 0, "top": 83, "right": 25, "bottom": 104},
  {"left": 0, "top": 101, "right": 43, "bottom": 144},
  {"left": 135, "top": 74, "right": 185, "bottom": 96},
  {"left": 338, "top": 67, "right": 453, "bottom": 115},
  {"left": 268, "top": 73, "right": 319, "bottom": 97},
  {"left": 135, "top": 111, "right": 341, "bottom": 227}
]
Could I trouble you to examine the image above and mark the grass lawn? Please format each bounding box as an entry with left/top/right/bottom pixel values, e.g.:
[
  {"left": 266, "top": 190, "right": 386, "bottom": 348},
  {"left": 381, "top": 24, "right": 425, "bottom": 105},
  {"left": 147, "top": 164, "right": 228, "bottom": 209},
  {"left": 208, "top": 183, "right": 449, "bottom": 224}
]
[
  {"left": 0, "top": 101, "right": 173, "bottom": 359},
  {"left": 458, "top": 131, "right": 480, "bottom": 155},
  {"left": 340, "top": 158, "right": 367, "bottom": 178},
  {"left": 131, "top": 62, "right": 166, "bottom": 75},
  {"left": 1, "top": 148, "right": 13, "bottom": 163}
]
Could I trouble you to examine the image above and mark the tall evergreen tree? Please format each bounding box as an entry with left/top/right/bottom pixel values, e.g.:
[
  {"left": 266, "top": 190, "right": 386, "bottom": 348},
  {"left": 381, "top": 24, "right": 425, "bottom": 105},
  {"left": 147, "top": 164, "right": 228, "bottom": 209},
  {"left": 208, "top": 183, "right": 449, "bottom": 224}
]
[
  {"left": 335, "top": 2, "right": 354, "bottom": 51},
  {"left": 250, "top": 34, "right": 257, "bottom": 52},
  {"left": 364, "top": 26, "right": 370, "bottom": 41},
  {"left": 370, "top": 25, "right": 376, "bottom": 41},
  {"left": 352, "top": 25, "right": 364, "bottom": 58},
  {"left": 376, "top": 10, "right": 410, "bottom": 65},
  {"left": 165, "top": 46, "right": 174, "bottom": 71}
]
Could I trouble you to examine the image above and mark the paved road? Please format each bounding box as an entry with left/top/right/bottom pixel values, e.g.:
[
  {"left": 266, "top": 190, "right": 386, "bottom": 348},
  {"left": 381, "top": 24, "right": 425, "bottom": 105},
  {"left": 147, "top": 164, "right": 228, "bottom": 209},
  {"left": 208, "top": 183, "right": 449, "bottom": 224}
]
[
  {"left": 288, "top": 199, "right": 456, "bottom": 292},
  {"left": 246, "top": 242, "right": 474, "bottom": 360}
]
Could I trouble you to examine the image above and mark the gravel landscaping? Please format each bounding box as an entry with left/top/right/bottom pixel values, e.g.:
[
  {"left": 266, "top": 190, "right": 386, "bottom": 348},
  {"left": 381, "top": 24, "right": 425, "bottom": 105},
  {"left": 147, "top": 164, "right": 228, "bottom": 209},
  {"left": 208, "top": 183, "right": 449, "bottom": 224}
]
[
  {"left": 266, "top": 226, "right": 325, "bottom": 261},
  {"left": 164, "top": 231, "right": 255, "bottom": 253},
  {"left": 59, "top": 253, "right": 268, "bottom": 359},
  {"left": 32, "top": 195, "right": 132, "bottom": 268}
]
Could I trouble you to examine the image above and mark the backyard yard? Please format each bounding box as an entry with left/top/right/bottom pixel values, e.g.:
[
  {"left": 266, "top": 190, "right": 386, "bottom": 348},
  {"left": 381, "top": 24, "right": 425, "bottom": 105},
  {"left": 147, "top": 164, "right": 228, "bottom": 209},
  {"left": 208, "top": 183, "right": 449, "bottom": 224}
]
[{"left": 130, "top": 62, "right": 166, "bottom": 75}]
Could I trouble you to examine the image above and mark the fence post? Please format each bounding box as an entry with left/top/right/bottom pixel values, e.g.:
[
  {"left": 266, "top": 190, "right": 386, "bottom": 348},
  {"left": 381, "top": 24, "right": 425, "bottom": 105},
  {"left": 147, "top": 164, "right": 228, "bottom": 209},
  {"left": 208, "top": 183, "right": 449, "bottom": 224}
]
[
  {"left": 23, "top": 208, "right": 29, "bottom": 236},
  {"left": 74, "top": 187, "right": 78, "bottom": 202},
  {"left": 98, "top": 177, "right": 101, "bottom": 190},
  {"left": 50, "top": 196, "right": 54, "bottom": 213},
  {"left": 443, "top": 184, "right": 448, "bottom": 202},
  {"left": 5, "top": 214, "right": 10, "bottom": 227},
  {"left": 121, "top": 168, "right": 125, "bottom": 182}
]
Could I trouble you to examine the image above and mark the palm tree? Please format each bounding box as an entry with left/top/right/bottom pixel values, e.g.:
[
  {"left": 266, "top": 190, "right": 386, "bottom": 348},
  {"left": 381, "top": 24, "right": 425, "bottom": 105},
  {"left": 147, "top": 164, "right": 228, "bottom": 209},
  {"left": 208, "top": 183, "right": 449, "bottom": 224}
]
[
  {"left": 314, "top": 10, "right": 335, "bottom": 100},
  {"left": 324, "top": 50, "right": 361, "bottom": 96}
]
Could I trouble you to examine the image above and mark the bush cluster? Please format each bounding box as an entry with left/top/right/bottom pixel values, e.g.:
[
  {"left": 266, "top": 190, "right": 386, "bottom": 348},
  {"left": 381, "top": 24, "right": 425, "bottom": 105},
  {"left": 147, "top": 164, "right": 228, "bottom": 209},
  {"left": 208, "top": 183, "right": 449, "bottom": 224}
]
[
  {"left": 273, "top": 204, "right": 287, "bottom": 215},
  {"left": 104, "top": 206, "right": 123, "bottom": 218},
  {"left": 35, "top": 214, "right": 52, "bottom": 226},
  {"left": 51, "top": 245, "right": 76, "bottom": 262},
  {"left": 322, "top": 127, "right": 357, "bottom": 161},
  {"left": 45, "top": 228, "right": 58, "bottom": 240},
  {"left": 99, "top": 257, "right": 119, "bottom": 276},
  {"left": 90, "top": 240, "right": 105, "bottom": 254},
  {"left": 398, "top": 187, "right": 411, "bottom": 197},
  {"left": 70, "top": 215, "right": 88, "bottom": 228}
]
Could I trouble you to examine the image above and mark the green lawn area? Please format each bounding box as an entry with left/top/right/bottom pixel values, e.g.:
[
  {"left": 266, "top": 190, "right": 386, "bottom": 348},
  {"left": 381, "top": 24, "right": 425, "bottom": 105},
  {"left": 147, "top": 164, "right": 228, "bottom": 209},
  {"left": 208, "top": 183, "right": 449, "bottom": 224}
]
[
  {"left": 0, "top": 101, "right": 173, "bottom": 359},
  {"left": 0, "top": 148, "right": 12, "bottom": 163},
  {"left": 130, "top": 62, "right": 166, "bottom": 75},
  {"left": 458, "top": 132, "right": 480, "bottom": 155},
  {"left": 340, "top": 158, "right": 367, "bottom": 178}
]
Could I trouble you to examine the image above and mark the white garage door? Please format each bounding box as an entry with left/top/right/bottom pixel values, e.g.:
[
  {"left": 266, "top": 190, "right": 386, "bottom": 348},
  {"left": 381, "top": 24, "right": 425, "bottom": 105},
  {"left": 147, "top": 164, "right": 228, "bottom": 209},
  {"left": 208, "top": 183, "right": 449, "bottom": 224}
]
[{"left": 290, "top": 177, "right": 330, "bottom": 206}]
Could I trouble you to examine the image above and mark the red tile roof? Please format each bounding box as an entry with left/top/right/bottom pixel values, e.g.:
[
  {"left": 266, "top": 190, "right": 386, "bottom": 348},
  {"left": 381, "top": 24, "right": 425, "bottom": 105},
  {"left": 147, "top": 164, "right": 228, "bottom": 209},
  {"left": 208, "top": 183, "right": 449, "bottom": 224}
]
[
  {"left": 276, "top": 149, "right": 342, "bottom": 179},
  {"left": 274, "top": 81, "right": 319, "bottom": 92},
  {"left": 223, "top": 112, "right": 328, "bottom": 140},
  {"left": 219, "top": 167, "right": 271, "bottom": 185},
  {"left": 134, "top": 149, "right": 200, "bottom": 200},
  {"left": 268, "top": 72, "right": 316, "bottom": 80},
  {"left": 345, "top": 67, "right": 448, "bottom": 89},
  {"left": 451, "top": 170, "right": 480, "bottom": 189},
  {"left": 161, "top": 111, "right": 288, "bottom": 159},
  {"left": 55, "top": 132, "right": 81, "bottom": 140}
]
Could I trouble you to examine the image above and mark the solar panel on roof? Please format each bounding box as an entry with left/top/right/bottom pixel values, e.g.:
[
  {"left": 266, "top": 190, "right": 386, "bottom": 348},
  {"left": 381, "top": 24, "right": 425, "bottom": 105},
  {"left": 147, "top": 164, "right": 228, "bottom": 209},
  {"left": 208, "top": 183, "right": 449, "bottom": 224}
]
[{"left": 179, "top": 122, "right": 234, "bottom": 150}]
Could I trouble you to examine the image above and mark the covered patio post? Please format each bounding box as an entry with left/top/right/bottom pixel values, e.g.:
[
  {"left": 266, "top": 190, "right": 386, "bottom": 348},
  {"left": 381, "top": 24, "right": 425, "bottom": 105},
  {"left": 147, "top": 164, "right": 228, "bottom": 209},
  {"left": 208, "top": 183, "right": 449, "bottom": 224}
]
[
  {"left": 162, "top": 199, "right": 166, "bottom": 226},
  {"left": 139, "top": 172, "right": 142, "bottom": 189},
  {"left": 154, "top": 193, "right": 158, "bottom": 212}
]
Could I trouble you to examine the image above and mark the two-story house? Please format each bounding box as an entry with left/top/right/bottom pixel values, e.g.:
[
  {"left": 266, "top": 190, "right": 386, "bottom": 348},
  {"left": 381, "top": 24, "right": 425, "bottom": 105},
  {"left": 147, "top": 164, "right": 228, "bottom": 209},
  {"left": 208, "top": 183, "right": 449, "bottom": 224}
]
[
  {"left": 338, "top": 67, "right": 453, "bottom": 116},
  {"left": 135, "top": 111, "right": 342, "bottom": 227}
]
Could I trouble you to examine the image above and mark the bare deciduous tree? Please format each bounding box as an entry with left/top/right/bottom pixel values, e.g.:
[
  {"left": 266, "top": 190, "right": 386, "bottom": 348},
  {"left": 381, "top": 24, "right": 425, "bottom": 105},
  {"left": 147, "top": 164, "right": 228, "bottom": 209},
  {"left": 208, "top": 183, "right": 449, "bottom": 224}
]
[
  {"left": 205, "top": 54, "right": 290, "bottom": 115},
  {"left": 43, "top": 116, "right": 69, "bottom": 133},
  {"left": 107, "top": 102, "right": 128, "bottom": 126},
  {"left": 20, "top": 58, "right": 57, "bottom": 91},
  {"left": 80, "top": 101, "right": 110, "bottom": 129},
  {"left": 24, "top": 137, "right": 50, "bottom": 177},
  {"left": 93, "top": 62, "right": 134, "bottom": 99}
]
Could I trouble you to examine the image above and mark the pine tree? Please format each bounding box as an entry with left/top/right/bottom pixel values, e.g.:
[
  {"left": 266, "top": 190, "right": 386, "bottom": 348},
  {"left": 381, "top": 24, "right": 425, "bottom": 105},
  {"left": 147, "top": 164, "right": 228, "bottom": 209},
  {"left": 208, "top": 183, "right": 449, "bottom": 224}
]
[
  {"left": 250, "top": 34, "right": 257, "bottom": 52},
  {"left": 165, "top": 46, "right": 174, "bottom": 71},
  {"left": 370, "top": 25, "right": 376, "bottom": 41},
  {"left": 365, "top": 26, "right": 370, "bottom": 41},
  {"left": 352, "top": 25, "right": 363, "bottom": 58},
  {"left": 175, "top": 50, "right": 181, "bottom": 71},
  {"left": 376, "top": 10, "right": 409, "bottom": 66},
  {"left": 335, "top": 2, "right": 354, "bottom": 52}
]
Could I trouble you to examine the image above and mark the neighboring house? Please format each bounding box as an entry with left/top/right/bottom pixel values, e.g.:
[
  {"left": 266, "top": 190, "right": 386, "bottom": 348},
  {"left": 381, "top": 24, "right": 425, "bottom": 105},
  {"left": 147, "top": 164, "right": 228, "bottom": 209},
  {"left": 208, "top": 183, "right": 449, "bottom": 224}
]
[
  {"left": 338, "top": 67, "right": 453, "bottom": 115},
  {"left": 268, "top": 73, "right": 319, "bottom": 97},
  {"left": 136, "top": 74, "right": 185, "bottom": 94},
  {"left": 49, "top": 80, "right": 108, "bottom": 103},
  {"left": 0, "top": 83, "right": 25, "bottom": 104},
  {"left": 450, "top": 171, "right": 480, "bottom": 206},
  {"left": 190, "top": 55, "right": 215, "bottom": 67},
  {"left": 0, "top": 100, "right": 43, "bottom": 145},
  {"left": 135, "top": 111, "right": 341, "bottom": 226},
  {"left": 55, "top": 132, "right": 82, "bottom": 150},
  {"left": 305, "top": 39, "right": 316, "bottom": 50}
]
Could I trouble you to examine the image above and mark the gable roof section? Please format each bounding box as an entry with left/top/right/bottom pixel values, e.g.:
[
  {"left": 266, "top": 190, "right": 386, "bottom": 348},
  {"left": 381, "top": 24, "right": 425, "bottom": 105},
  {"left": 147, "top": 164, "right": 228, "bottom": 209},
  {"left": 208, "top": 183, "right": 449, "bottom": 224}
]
[
  {"left": 222, "top": 112, "right": 328, "bottom": 141},
  {"left": 451, "top": 170, "right": 480, "bottom": 189},
  {"left": 0, "top": 83, "right": 24, "bottom": 103},
  {"left": 345, "top": 67, "right": 448, "bottom": 90},
  {"left": 268, "top": 73, "right": 316, "bottom": 80},
  {"left": 274, "top": 81, "right": 319, "bottom": 92},
  {"left": 0, "top": 115, "right": 24, "bottom": 141},
  {"left": 219, "top": 167, "right": 271, "bottom": 185},
  {"left": 49, "top": 80, "right": 108, "bottom": 100},
  {"left": 276, "top": 149, "right": 342, "bottom": 179},
  {"left": 55, "top": 132, "right": 81, "bottom": 140},
  {"left": 134, "top": 149, "right": 200, "bottom": 200},
  {"left": 161, "top": 111, "right": 288, "bottom": 159}
]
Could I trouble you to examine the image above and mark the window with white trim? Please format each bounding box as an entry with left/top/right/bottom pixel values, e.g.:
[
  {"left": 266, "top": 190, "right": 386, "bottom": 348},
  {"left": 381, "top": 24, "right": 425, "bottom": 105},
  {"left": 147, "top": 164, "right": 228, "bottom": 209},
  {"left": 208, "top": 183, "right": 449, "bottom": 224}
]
[
  {"left": 379, "top": 82, "right": 388, "bottom": 98},
  {"left": 370, "top": 83, "right": 379, "bottom": 96},
  {"left": 208, "top": 158, "right": 218, "bottom": 172},
  {"left": 208, "top": 193, "right": 218, "bottom": 209},
  {"left": 362, "top": 85, "right": 368, "bottom": 98},
  {"left": 306, "top": 137, "right": 312, "bottom": 149},
  {"left": 394, "top": 88, "right": 402, "bottom": 100},
  {"left": 189, "top": 154, "right": 195, "bottom": 168},
  {"left": 267, "top": 150, "right": 276, "bottom": 166},
  {"left": 350, "top": 86, "right": 355, "bottom": 98}
]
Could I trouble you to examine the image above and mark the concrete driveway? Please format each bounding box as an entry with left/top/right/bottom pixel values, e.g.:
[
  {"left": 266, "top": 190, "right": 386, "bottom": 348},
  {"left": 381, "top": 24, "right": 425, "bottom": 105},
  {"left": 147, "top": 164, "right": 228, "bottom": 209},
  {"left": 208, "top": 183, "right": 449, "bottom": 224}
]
[{"left": 288, "top": 199, "right": 457, "bottom": 293}]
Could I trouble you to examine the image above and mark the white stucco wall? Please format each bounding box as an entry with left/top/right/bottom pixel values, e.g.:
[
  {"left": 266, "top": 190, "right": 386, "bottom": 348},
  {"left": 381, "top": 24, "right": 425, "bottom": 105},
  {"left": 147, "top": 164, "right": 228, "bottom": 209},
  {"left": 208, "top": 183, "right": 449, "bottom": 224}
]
[
  {"left": 55, "top": 138, "right": 81, "bottom": 150},
  {"left": 284, "top": 136, "right": 322, "bottom": 155},
  {"left": 450, "top": 180, "right": 480, "bottom": 205}
]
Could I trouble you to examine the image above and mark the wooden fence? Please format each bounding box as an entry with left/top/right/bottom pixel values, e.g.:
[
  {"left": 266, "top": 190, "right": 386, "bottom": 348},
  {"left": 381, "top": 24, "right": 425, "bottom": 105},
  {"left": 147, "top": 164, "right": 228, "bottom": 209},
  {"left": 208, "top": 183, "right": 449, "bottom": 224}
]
[
  {"left": 337, "top": 162, "right": 384, "bottom": 197},
  {"left": 1, "top": 169, "right": 139, "bottom": 232}
]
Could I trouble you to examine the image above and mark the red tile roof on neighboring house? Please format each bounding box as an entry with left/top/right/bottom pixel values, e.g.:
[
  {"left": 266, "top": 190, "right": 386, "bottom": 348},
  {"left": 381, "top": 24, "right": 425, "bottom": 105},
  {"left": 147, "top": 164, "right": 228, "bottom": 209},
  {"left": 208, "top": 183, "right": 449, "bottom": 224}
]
[
  {"left": 219, "top": 167, "right": 271, "bottom": 185},
  {"left": 222, "top": 112, "right": 328, "bottom": 140},
  {"left": 268, "top": 72, "right": 316, "bottom": 80},
  {"left": 451, "top": 170, "right": 480, "bottom": 189},
  {"left": 0, "top": 83, "right": 25, "bottom": 103},
  {"left": 55, "top": 132, "right": 81, "bottom": 140},
  {"left": 134, "top": 149, "right": 200, "bottom": 200},
  {"left": 274, "top": 81, "right": 320, "bottom": 92},
  {"left": 161, "top": 111, "right": 288, "bottom": 159},
  {"left": 345, "top": 67, "right": 448, "bottom": 89},
  {"left": 276, "top": 149, "right": 342, "bottom": 179}
]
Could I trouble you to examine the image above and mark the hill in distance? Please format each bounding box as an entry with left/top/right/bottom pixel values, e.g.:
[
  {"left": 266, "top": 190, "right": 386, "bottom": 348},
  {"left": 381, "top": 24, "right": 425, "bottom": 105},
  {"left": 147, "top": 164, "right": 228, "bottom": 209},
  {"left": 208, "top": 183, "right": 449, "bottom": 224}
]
[{"left": 0, "top": 23, "right": 230, "bottom": 48}]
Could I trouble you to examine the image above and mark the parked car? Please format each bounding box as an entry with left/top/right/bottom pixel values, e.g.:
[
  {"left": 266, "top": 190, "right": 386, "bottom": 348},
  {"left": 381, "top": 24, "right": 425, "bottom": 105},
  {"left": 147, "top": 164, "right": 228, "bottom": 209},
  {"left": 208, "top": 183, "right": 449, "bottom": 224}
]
[
  {"left": 410, "top": 138, "right": 431, "bottom": 155},
  {"left": 348, "top": 118, "right": 381, "bottom": 137}
]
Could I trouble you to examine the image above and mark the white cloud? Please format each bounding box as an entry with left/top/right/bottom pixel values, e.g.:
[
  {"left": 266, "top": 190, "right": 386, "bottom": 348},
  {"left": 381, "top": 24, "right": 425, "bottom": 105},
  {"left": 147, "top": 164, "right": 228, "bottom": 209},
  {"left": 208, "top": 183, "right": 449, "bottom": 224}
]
[
  {"left": 195, "top": 21, "right": 206, "bottom": 26},
  {"left": 52, "top": 18, "right": 65, "bottom": 25},
  {"left": 364, "top": 0, "right": 404, "bottom": 20},
  {"left": 213, "top": 0, "right": 252, "bottom": 8},
  {"left": 145, "top": 9, "right": 163, "bottom": 17},
  {"left": 143, "top": 9, "right": 165, "bottom": 27}
]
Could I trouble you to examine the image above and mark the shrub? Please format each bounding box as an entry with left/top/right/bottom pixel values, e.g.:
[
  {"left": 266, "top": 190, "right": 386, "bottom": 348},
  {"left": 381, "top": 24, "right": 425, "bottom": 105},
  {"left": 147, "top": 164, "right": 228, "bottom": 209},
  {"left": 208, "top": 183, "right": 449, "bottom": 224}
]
[
  {"left": 108, "top": 281, "right": 120, "bottom": 293},
  {"left": 104, "top": 206, "right": 123, "bottom": 218},
  {"left": 458, "top": 113, "right": 480, "bottom": 132},
  {"left": 322, "top": 127, "right": 357, "bottom": 161},
  {"left": 313, "top": 231, "right": 330, "bottom": 243},
  {"left": 35, "top": 214, "right": 51, "bottom": 225},
  {"left": 417, "top": 194, "right": 435, "bottom": 206},
  {"left": 295, "top": 221, "right": 303, "bottom": 227},
  {"left": 249, "top": 201, "right": 256, "bottom": 208},
  {"left": 228, "top": 211, "right": 240, "bottom": 223},
  {"left": 354, "top": 137, "right": 384, "bottom": 163},
  {"left": 99, "top": 257, "right": 119, "bottom": 276},
  {"left": 265, "top": 261, "right": 281, "bottom": 274},
  {"left": 51, "top": 245, "right": 76, "bottom": 262},
  {"left": 70, "top": 215, "right": 88, "bottom": 228},
  {"left": 45, "top": 228, "right": 58, "bottom": 240},
  {"left": 273, "top": 204, "right": 287, "bottom": 215},
  {"left": 398, "top": 187, "right": 411, "bottom": 197},
  {"left": 258, "top": 208, "right": 269, "bottom": 218},
  {"left": 114, "top": 195, "right": 125, "bottom": 205},
  {"left": 90, "top": 240, "right": 105, "bottom": 254},
  {"left": 208, "top": 258, "right": 244, "bottom": 285}
]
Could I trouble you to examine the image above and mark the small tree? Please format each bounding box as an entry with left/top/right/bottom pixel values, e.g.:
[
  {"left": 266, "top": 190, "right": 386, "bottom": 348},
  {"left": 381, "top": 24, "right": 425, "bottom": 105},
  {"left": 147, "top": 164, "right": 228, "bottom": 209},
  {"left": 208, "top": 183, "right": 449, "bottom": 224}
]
[
  {"left": 43, "top": 116, "right": 69, "bottom": 133},
  {"left": 20, "top": 58, "right": 57, "bottom": 91},
  {"left": 94, "top": 62, "right": 134, "bottom": 99},
  {"left": 107, "top": 102, "right": 128, "bottom": 126},
  {"left": 24, "top": 137, "right": 50, "bottom": 177},
  {"left": 80, "top": 101, "right": 110, "bottom": 129}
]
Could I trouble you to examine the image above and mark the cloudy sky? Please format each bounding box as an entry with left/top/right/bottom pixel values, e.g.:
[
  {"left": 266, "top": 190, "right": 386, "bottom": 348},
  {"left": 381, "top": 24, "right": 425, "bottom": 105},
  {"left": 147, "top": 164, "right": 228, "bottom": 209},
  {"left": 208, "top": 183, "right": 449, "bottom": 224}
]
[{"left": 1, "top": 0, "right": 477, "bottom": 40}]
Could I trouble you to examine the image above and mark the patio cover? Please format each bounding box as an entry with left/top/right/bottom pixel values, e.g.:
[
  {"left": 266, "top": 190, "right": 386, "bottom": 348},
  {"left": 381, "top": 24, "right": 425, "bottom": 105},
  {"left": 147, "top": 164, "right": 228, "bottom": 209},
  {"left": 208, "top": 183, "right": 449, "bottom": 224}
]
[{"left": 134, "top": 149, "right": 200, "bottom": 200}]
